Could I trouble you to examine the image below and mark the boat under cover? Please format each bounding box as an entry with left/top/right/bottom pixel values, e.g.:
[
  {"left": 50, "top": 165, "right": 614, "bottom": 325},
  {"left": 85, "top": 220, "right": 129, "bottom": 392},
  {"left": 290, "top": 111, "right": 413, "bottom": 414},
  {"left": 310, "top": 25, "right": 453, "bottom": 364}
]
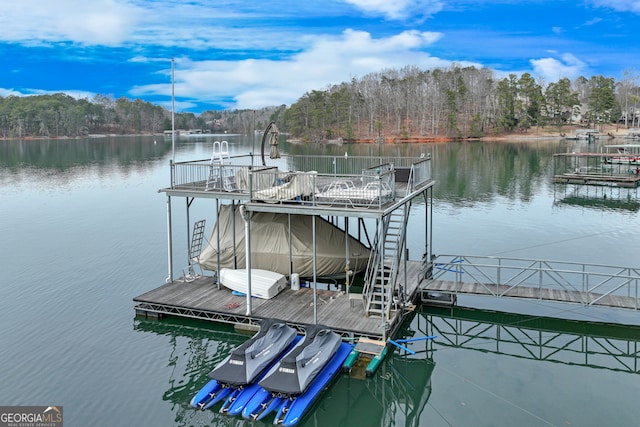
[
  {"left": 258, "top": 324, "right": 342, "bottom": 396},
  {"left": 197, "top": 204, "right": 370, "bottom": 278}
]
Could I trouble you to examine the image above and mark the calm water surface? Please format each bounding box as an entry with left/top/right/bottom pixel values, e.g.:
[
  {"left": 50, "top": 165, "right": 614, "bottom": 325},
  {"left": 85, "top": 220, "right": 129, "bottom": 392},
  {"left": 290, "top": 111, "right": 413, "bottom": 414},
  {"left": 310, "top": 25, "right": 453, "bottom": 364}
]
[{"left": 1, "top": 135, "right": 639, "bottom": 427}]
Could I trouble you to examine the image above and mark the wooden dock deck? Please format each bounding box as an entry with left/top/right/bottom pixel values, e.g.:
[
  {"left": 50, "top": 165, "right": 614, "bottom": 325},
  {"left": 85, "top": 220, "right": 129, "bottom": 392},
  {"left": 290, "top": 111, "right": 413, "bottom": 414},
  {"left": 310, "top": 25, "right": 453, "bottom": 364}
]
[{"left": 134, "top": 261, "right": 426, "bottom": 340}]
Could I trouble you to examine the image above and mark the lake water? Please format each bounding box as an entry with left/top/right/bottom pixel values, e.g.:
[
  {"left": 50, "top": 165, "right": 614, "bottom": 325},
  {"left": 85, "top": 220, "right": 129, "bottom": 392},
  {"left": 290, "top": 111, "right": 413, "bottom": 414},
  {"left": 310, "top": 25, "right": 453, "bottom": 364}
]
[{"left": 1, "top": 135, "right": 639, "bottom": 426}]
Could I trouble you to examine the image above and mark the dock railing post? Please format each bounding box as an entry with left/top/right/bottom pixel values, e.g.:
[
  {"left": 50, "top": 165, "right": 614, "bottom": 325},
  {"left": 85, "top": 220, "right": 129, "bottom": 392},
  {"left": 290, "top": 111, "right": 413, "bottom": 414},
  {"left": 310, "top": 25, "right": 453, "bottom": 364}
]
[{"left": 635, "top": 269, "right": 638, "bottom": 310}]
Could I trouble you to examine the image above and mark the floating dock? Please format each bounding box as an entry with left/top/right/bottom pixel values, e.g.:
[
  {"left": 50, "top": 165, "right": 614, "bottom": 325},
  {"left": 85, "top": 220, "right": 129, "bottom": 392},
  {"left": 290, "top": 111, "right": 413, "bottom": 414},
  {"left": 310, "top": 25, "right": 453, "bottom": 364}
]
[{"left": 553, "top": 152, "right": 640, "bottom": 188}]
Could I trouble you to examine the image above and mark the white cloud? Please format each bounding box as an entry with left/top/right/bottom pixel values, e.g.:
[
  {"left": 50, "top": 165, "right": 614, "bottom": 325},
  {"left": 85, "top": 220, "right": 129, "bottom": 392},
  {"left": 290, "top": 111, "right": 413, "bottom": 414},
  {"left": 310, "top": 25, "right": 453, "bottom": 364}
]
[
  {"left": 344, "top": 0, "right": 445, "bottom": 20},
  {"left": 0, "top": 0, "right": 142, "bottom": 45},
  {"left": 0, "top": 88, "right": 22, "bottom": 97},
  {"left": 28, "top": 89, "right": 97, "bottom": 99},
  {"left": 0, "top": 1, "right": 345, "bottom": 52},
  {"left": 530, "top": 53, "right": 586, "bottom": 81},
  {"left": 0, "top": 86, "right": 97, "bottom": 100},
  {"left": 590, "top": 0, "right": 640, "bottom": 13},
  {"left": 130, "top": 29, "right": 472, "bottom": 110}
]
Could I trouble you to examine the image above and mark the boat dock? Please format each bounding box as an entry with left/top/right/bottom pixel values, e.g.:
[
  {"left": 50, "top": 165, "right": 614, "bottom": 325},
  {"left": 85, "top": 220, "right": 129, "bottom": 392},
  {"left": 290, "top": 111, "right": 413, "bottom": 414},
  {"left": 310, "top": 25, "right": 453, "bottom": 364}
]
[
  {"left": 133, "top": 140, "right": 434, "bottom": 341},
  {"left": 553, "top": 152, "right": 640, "bottom": 188},
  {"left": 133, "top": 137, "right": 640, "bottom": 340}
]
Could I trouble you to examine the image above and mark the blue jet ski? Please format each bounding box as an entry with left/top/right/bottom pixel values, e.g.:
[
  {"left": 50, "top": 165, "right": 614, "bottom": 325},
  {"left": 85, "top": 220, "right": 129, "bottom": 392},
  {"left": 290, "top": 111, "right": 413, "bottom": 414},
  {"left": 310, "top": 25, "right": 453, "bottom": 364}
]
[
  {"left": 241, "top": 325, "right": 350, "bottom": 424},
  {"left": 258, "top": 324, "right": 342, "bottom": 396}
]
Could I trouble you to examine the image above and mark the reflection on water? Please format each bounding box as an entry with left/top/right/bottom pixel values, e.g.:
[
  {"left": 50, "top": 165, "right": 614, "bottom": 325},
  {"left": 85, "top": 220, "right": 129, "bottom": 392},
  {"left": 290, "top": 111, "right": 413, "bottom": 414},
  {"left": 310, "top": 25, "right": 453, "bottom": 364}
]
[
  {"left": 133, "top": 304, "right": 640, "bottom": 426},
  {"left": 134, "top": 315, "right": 437, "bottom": 427},
  {"left": 0, "top": 136, "right": 172, "bottom": 168},
  {"left": 555, "top": 195, "right": 640, "bottom": 212},
  {"left": 421, "top": 306, "right": 640, "bottom": 373},
  {"left": 133, "top": 318, "right": 249, "bottom": 427}
]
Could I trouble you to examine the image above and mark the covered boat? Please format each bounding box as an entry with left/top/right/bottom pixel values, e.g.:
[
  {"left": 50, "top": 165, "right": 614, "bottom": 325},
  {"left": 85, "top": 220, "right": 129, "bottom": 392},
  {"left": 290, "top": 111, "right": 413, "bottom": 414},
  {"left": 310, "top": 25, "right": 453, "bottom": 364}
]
[
  {"left": 190, "top": 318, "right": 297, "bottom": 409},
  {"left": 258, "top": 325, "right": 342, "bottom": 396},
  {"left": 197, "top": 204, "right": 370, "bottom": 278},
  {"left": 209, "top": 319, "right": 297, "bottom": 387}
]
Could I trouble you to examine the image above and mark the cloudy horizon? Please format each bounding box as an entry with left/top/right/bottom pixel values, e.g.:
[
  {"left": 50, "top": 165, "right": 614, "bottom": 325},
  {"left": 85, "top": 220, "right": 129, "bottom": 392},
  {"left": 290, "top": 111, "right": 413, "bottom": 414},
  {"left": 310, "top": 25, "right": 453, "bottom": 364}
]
[{"left": 1, "top": 0, "right": 638, "bottom": 112}]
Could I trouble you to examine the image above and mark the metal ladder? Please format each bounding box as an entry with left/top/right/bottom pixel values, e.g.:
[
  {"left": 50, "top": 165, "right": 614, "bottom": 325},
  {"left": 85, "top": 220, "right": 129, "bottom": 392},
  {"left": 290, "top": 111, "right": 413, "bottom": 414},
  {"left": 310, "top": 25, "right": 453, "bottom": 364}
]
[
  {"left": 184, "top": 219, "right": 206, "bottom": 281},
  {"left": 362, "top": 204, "right": 409, "bottom": 318},
  {"left": 206, "top": 141, "right": 236, "bottom": 191}
]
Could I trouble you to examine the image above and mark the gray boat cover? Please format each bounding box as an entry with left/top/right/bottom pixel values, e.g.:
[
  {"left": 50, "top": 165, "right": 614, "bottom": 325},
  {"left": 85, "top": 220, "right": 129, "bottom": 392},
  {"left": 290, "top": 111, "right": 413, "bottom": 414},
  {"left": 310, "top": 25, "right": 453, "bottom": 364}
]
[
  {"left": 209, "top": 319, "right": 297, "bottom": 387},
  {"left": 197, "top": 204, "right": 370, "bottom": 278},
  {"left": 258, "top": 325, "right": 342, "bottom": 396}
]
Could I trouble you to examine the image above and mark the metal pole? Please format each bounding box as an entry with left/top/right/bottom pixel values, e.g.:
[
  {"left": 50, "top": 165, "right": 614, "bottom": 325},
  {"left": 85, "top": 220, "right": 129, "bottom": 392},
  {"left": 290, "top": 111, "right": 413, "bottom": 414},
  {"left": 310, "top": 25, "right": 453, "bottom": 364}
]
[
  {"left": 313, "top": 215, "right": 317, "bottom": 324},
  {"left": 216, "top": 199, "right": 221, "bottom": 289},
  {"left": 429, "top": 187, "right": 433, "bottom": 263},
  {"left": 288, "top": 214, "right": 293, "bottom": 279},
  {"left": 171, "top": 58, "right": 175, "bottom": 164},
  {"left": 186, "top": 198, "right": 191, "bottom": 270},
  {"left": 231, "top": 201, "right": 237, "bottom": 269},
  {"left": 345, "top": 217, "right": 350, "bottom": 293},
  {"left": 166, "top": 195, "right": 173, "bottom": 283},
  {"left": 379, "top": 219, "right": 385, "bottom": 337},
  {"left": 240, "top": 205, "right": 252, "bottom": 315}
]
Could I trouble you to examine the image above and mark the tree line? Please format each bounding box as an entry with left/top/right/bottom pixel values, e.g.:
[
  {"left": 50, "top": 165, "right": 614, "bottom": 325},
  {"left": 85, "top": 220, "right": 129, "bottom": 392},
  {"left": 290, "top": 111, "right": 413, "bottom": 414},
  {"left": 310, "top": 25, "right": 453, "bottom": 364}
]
[
  {"left": 284, "top": 66, "right": 639, "bottom": 141},
  {"left": 0, "top": 92, "right": 284, "bottom": 138},
  {"left": 1, "top": 65, "right": 638, "bottom": 139}
]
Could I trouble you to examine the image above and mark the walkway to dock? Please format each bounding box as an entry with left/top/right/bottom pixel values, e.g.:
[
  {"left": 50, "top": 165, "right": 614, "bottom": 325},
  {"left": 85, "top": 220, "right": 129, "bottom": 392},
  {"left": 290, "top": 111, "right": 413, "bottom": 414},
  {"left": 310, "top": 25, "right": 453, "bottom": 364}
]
[
  {"left": 134, "top": 261, "right": 425, "bottom": 340},
  {"left": 421, "top": 255, "right": 640, "bottom": 311}
]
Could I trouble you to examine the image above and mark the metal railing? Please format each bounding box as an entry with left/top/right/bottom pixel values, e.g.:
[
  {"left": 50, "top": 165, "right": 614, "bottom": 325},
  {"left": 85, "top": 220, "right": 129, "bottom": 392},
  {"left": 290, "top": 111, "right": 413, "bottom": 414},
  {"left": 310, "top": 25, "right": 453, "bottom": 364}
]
[
  {"left": 168, "top": 154, "right": 431, "bottom": 208},
  {"left": 428, "top": 255, "right": 640, "bottom": 310}
]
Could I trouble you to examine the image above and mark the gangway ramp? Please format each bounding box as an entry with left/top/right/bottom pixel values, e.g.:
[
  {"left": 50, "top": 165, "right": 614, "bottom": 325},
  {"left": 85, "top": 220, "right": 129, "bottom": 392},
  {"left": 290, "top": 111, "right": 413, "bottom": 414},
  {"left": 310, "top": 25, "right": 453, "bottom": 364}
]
[{"left": 421, "top": 255, "right": 640, "bottom": 311}]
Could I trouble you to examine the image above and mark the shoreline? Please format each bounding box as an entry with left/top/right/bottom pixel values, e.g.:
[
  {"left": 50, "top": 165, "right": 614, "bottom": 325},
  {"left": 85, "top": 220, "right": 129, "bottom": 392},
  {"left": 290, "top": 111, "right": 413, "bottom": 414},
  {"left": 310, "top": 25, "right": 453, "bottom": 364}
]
[{"left": 1, "top": 125, "right": 637, "bottom": 143}]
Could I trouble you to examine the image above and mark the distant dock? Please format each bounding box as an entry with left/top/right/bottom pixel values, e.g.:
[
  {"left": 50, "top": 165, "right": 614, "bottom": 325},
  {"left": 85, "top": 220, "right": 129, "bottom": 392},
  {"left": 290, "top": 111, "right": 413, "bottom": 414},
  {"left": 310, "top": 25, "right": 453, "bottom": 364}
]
[{"left": 553, "top": 152, "right": 640, "bottom": 188}]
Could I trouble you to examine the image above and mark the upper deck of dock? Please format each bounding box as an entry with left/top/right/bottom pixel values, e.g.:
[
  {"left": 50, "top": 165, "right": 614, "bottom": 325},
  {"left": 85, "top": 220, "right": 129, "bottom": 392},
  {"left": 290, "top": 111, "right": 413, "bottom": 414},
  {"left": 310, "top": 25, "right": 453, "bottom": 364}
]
[{"left": 160, "top": 150, "right": 434, "bottom": 217}]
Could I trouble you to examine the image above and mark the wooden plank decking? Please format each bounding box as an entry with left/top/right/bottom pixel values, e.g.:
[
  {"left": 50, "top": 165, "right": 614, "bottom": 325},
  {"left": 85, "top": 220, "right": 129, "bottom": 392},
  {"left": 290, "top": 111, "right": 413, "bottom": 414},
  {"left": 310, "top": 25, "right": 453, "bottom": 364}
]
[
  {"left": 422, "top": 279, "right": 639, "bottom": 310},
  {"left": 133, "top": 261, "right": 425, "bottom": 340}
]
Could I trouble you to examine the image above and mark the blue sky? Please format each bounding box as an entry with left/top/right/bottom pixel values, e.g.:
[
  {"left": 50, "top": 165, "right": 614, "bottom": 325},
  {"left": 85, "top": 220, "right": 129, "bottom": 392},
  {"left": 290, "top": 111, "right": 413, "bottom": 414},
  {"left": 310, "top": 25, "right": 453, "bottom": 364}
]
[{"left": 1, "top": 0, "right": 639, "bottom": 112}]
